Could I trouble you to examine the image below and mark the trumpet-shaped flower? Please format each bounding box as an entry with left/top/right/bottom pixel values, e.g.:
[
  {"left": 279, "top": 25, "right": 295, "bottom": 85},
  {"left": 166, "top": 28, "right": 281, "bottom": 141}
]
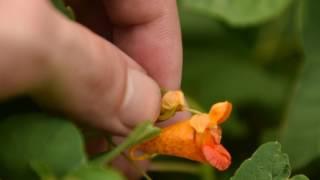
[{"left": 130, "top": 101, "right": 232, "bottom": 171}]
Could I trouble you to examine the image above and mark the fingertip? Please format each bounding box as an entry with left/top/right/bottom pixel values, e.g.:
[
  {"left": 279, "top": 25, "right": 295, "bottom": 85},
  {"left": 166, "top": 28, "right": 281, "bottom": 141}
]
[
  {"left": 108, "top": 0, "right": 182, "bottom": 90},
  {"left": 119, "top": 69, "right": 161, "bottom": 129}
]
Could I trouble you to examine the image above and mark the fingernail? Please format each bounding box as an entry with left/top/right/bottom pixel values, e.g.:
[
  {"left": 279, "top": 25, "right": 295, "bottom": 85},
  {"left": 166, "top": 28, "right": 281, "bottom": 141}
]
[{"left": 119, "top": 69, "right": 161, "bottom": 128}]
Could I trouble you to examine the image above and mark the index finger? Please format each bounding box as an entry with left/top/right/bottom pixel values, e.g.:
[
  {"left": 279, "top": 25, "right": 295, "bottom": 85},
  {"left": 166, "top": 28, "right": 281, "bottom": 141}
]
[{"left": 104, "top": 0, "right": 182, "bottom": 90}]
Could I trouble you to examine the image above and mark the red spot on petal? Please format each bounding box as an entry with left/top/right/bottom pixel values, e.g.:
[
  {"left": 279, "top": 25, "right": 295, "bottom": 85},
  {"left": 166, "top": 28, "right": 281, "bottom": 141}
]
[{"left": 202, "top": 144, "right": 231, "bottom": 171}]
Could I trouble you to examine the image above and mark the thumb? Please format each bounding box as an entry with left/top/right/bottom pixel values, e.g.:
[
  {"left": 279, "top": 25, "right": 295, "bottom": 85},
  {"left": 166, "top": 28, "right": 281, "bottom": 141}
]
[
  {"left": 1, "top": 1, "right": 161, "bottom": 135},
  {"left": 45, "top": 9, "right": 161, "bottom": 135}
]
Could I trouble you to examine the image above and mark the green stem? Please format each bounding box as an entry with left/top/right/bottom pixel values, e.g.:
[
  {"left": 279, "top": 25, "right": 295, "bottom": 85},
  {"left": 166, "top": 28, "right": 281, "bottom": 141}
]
[
  {"left": 90, "top": 121, "right": 160, "bottom": 165},
  {"left": 184, "top": 107, "right": 203, "bottom": 115},
  {"left": 149, "top": 161, "right": 201, "bottom": 174},
  {"left": 91, "top": 138, "right": 130, "bottom": 165}
]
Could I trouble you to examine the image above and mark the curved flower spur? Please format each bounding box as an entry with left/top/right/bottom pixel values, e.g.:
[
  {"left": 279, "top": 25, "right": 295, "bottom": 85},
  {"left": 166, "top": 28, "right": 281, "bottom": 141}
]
[{"left": 130, "top": 91, "right": 232, "bottom": 171}]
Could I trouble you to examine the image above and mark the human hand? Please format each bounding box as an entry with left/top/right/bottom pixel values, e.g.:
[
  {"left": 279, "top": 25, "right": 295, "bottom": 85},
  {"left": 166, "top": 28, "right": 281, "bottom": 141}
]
[{"left": 0, "top": 0, "right": 182, "bottom": 135}]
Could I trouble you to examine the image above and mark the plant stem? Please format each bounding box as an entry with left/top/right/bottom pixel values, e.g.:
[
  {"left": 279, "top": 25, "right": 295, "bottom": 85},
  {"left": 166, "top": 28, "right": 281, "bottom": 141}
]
[
  {"left": 184, "top": 107, "right": 203, "bottom": 115},
  {"left": 149, "top": 161, "right": 200, "bottom": 174}
]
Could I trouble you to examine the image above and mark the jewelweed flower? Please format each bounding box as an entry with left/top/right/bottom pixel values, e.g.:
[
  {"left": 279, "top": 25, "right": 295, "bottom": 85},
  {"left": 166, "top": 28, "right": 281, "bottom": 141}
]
[
  {"left": 158, "top": 91, "right": 185, "bottom": 121},
  {"left": 209, "top": 101, "right": 232, "bottom": 125},
  {"left": 189, "top": 114, "right": 211, "bottom": 133},
  {"left": 130, "top": 101, "right": 232, "bottom": 171}
]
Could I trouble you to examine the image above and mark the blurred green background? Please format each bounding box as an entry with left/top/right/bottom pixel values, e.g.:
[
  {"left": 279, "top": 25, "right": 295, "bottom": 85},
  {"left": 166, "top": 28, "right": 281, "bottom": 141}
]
[
  {"left": 1, "top": 0, "right": 320, "bottom": 179},
  {"left": 149, "top": 0, "right": 320, "bottom": 179}
]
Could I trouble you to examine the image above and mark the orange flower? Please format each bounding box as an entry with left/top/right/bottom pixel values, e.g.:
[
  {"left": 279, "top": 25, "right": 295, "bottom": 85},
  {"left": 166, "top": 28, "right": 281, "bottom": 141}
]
[
  {"left": 158, "top": 91, "right": 185, "bottom": 121},
  {"left": 161, "top": 90, "right": 185, "bottom": 111},
  {"left": 209, "top": 101, "right": 232, "bottom": 125},
  {"left": 130, "top": 101, "right": 232, "bottom": 171}
]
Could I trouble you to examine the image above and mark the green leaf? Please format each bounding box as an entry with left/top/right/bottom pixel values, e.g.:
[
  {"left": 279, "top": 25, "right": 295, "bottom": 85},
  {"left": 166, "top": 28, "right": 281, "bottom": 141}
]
[
  {"left": 231, "top": 142, "right": 309, "bottom": 180},
  {"left": 64, "top": 165, "right": 124, "bottom": 180},
  {"left": 51, "top": 0, "right": 75, "bottom": 20},
  {"left": 181, "top": 0, "right": 292, "bottom": 26},
  {"left": 30, "top": 161, "right": 56, "bottom": 180},
  {"left": 281, "top": 0, "right": 320, "bottom": 169},
  {"left": 0, "top": 113, "right": 87, "bottom": 180},
  {"left": 91, "top": 121, "right": 160, "bottom": 165},
  {"left": 290, "top": 175, "right": 310, "bottom": 180}
]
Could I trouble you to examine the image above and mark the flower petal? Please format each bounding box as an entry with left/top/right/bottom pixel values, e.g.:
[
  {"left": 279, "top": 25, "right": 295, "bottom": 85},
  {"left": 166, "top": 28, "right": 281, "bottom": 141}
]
[
  {"left": 210, "top": 127, "right": 222, "bottom": 144},
  {"left": 209, "top": 101, "right": 232, "bottom": 125},
  {"left": 159, "top": 91, "right": 185, "bottom": 121},
  {"left": 132, "top": 120, "right": 206, "bottom": 163},
  {"left": 189, "top": 114, "right": 211, "bottom": 133},
  {"left": 202, "top": 144, "right": 231, "bottom": 171},
  {"left": 161, "top": 91, "right": 185, "bottom": 111}
]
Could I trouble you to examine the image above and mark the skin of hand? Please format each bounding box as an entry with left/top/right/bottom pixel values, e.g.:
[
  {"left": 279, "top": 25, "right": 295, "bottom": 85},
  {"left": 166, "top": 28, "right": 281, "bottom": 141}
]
[
  {"left": 0, "top": 0, "right": 182, "bottom": 135},
  {"left": 0, "top": 0, "right": 182, "bottom": 178}
]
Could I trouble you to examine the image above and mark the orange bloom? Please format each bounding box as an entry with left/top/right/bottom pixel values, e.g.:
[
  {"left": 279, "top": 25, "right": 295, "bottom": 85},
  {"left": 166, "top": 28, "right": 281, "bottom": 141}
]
[
  {"left": 209, "top": 101, "right": 232, "bottom": 125},
  {"left": 161, "top": 90, "right": 185, "bottom": 111},
  {"left": 158, "top": 91, "right": 185, "bottom": 121},
  {"left": 189, "top": 114, "right": 211, "bottom": 133},
  {"left": 130, "top": 101, "right": 232, "bottom": 171}
]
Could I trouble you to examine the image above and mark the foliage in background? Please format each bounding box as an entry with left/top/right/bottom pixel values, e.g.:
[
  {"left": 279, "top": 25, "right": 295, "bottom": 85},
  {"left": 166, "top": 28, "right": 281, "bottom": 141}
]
[
  {"left": 1, "top": 0, "right": 320, "bottom": 179},
  {"left": 281, "top": 0, "right": 320, "bottom": 170},
  {"left": 0, "top": 113, "right": 159, "bottom": 180},
  {"left": 51, "top": 0, "right": 75, "bottom": 20},
  {"left": 179, "top": 0, "right": 317, "bottom": 179},
  {"left": 181, "top": 0, "right": 292, "bottom": 26},
  {"left": 231, "top": 142, "right": 308, "bottom": 180}
]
